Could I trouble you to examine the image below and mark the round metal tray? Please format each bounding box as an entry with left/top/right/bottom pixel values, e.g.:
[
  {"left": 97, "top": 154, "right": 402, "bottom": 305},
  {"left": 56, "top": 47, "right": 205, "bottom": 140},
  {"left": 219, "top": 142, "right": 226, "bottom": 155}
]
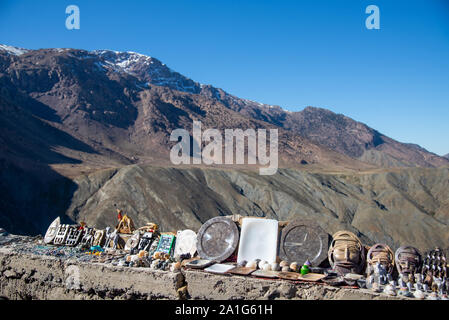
[
  {"left": 279, "top": 218, "right": 329, "bottom": 265},
  {"left": 196, "top": 216, "right": 239, "bottom": 262}
]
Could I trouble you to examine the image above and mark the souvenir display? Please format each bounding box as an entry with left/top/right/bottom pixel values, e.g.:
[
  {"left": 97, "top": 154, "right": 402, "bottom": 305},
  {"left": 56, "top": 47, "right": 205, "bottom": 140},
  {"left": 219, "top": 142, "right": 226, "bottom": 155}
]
[
  {"left": 395, "top": 246, "right": 421, "bottom": 275},
  {"left": 65, "top": 226, "right": 83, "bottom": 246},
  {"left": 367, "top": 243, "right": 395, "bottom": 275},
  {"left": 420, "top": 247, "right": 448, "bottom": 299},
  {"left": 383, "top": 281, "right": 397, "bottom": 296},
  {"left": 44, "top": 217, "right": 60, "bottom": 244},
  {"left": 322, "top": 276, "right": 345, "bottom": 286},
  {"left": 251, "top": 270, "right": 279, "bottom": 279},
  {"left": 174, "top": 229, "right": 197, "bottom": 260},
  {"left": 103, "top": 227, "right": 115, "bottom": 248},
  {"left": 92, "top": 230, "right": 105, "bottom": 247},
  {"left": 116, "top": 213, "right": 135, "bottom": 234},
  {"left": 279, "top": 219, "right": 329, "bottom": 266},
  {"left": 147, "top": 236, "right": 160, "bottom": 256},
  {"left": 297, "top": 273, "right": 327, "bottom": 282},
  {"left": 170, "top": 261, "right": 182, "bottom": 272},
  {"left": 105, "top": 230, "right": 119, "bottom": 249},
  {"left": 343, "top": 273, "right": 365, "bottom": 286},
  {"left": 300, "top": 261, "right": 311, "bottom": 275},
  {"left": 53, "top": 224, "right": 70, "bottom": 245},
  {"left": 271, "top": 262, "right": 280, "bottom": 271},
  {"left": 31, "top": 215, "right": 449, "bottom": 300},
  {"left": 204, "top": 263, "right": 235, "bottom": 274},
  {"left": 366, "top": 243, "right": 395, "bottom": 289},
  {"left": 196, "top": 216, "right": 239, "bottom": 263},
  {"left": 124, "top": 232, "right": 140, "bottom": 252},
  {"left": 138, "top": 222, "right": 158, "bottom": 233},
  {"left": 79, "top": 227, "right": 95, "bottom": 248},
  {"left": 328, "top": 231, "right": 365, "bottom": 275},
  {"left": 227, "top": 266, "right": 257, "bottom": 276},
  {"left": 155, "top": 233, "right": 176, "bottom": 255},
  {"left": 115, "top": 234, "right": 131, "bottom": 250},
  {"left": 137, "top": 232, "right": 154, "bottom": 252},
  {"left": 278, "top": 271, "right": 300, "bottom": 281},
  {"left": 185, "top": 259, "right": 215, "bottom": 269},
  {"left": 237, "top": 218, "right": 278, "bottom": 265}
]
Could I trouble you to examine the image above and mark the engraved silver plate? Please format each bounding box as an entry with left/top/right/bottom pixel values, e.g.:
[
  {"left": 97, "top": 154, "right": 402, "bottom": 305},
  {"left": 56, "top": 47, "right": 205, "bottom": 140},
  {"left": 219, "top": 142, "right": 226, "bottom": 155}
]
[{"left": 44, "top": 217, "right": 60, "bottom": 244}]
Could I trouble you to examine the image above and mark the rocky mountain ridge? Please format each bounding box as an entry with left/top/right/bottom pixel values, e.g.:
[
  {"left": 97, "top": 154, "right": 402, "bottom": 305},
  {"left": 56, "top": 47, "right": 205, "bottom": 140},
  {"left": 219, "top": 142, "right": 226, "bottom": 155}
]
[
  {"left": 1, "top": 44, "right": 447, "bottom": 170},
  {"left": 0, "top": 44, "right": 448, "bottom": 247}
]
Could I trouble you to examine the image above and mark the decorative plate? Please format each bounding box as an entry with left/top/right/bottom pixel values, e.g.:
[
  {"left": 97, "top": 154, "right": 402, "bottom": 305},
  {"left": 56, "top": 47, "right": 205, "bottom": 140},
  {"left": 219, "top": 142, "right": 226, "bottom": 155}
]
[
  {"left": 279, "top": 219, "right": 329, "bottom": 266},
  {"left": 174, "top": 229, "right": 197, "bottom": 259},
  {"left": 44, "top": 217, "right": 60, "bottom": 244},
  {"left": 196, "top": 217, "right": 239, "bottom": 262}
]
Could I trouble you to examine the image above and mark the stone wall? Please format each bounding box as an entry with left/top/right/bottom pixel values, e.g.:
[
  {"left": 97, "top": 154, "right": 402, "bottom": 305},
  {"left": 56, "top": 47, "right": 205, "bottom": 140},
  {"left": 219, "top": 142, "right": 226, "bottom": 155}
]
[{"left": 0, "top": 247, "right": 408, "bottom": 300}]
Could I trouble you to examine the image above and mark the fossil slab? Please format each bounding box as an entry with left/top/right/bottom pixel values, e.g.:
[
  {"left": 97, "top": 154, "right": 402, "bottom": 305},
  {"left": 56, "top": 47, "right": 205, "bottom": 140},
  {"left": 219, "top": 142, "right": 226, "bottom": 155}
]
[
  {"left": 237, "top": 218, "right": 278, "bottom": 264},
  {"left": 279, "top": 219, "right": 329, "bottom": 266}
]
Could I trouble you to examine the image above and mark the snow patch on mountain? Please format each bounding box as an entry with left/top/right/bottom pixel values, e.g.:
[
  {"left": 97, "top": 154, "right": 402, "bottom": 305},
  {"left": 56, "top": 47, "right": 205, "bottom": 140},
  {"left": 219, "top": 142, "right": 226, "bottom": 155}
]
[
  {"left": 92, "top": 50, "right": 202, "bottom": 94},
  {"left": 0, "top": 45, "right": 29, "bottom": 56}
]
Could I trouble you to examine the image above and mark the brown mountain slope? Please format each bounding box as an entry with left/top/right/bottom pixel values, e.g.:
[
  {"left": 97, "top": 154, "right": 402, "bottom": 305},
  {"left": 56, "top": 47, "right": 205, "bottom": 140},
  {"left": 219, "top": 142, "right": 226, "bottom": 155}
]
[
  {"left": 0, "top": 47, "right": 370, "bottom": 172},
  {"left": 65, "top": 165, "right": 449, "bottom": 253},
  {"left": 1, "top": 45, "right": 447, "bottom": 171},
  {"left": 255, "top": 106, "right": 448, "bottom": 168},
  {"left": 0, "top": 44, "right": 448, "bottom": 248}
]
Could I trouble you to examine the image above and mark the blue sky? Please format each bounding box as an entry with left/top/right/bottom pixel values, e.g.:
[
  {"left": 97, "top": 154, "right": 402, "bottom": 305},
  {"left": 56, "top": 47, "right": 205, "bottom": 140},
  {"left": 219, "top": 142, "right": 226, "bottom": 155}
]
[{"left": 1, "top": 0, "right": 448, "bottom": 155}]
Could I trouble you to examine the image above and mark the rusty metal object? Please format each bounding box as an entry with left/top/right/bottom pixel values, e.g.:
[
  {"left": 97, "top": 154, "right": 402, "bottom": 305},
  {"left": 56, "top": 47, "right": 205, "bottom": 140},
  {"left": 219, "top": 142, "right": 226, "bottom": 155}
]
[
  {"left": 367, "top": 243, "right": 395, "bottom": 275},
  {"left": 279, "top": 219, "right": 329, "bottom": 265},
  {"left": 395, "top": 246, "right": 422, "bottom": 275},
  {"left": 328, "top": 231, "right": 365, "bottom": 275},
  {"left": 196, "top": 217, "right": 239, "bottom": 263}
]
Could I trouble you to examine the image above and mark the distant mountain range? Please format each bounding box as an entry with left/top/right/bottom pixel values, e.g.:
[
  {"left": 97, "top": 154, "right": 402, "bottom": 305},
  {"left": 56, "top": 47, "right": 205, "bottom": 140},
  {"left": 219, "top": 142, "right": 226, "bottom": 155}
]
[
  {"left": 444, "top": 154, "right": 449, "bottom": 159},
  {"left": 0, "top": 44, "right": 447, "bottom": 174}
]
